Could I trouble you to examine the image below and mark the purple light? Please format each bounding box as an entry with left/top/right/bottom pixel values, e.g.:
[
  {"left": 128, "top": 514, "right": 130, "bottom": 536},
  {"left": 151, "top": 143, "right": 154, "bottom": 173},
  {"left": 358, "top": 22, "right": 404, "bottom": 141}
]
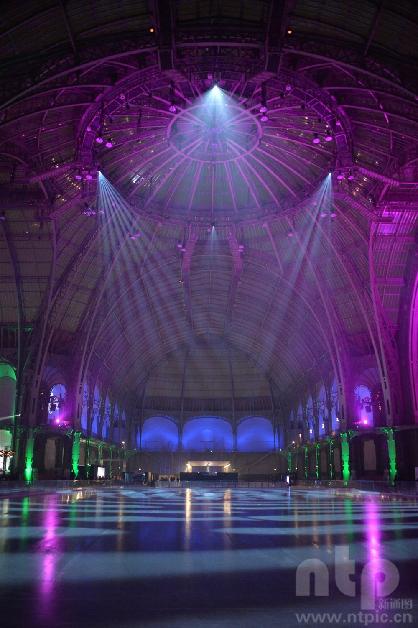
[
  {"left": 105, "top": 138, "right": 113, "bottom": 148},
  {"left": 260, "top": 114, "right": 268, "bottom": 122},
  {"left": 363, "top": 419, "right": 368, "bottom": 425},
  {"left": 85, "top": 173, "right": 93, "bottom": 181},
  {"left": 169, "top": 104, "right": 177, "bottom": 113},
  {"left": 95, "top": 136, "right": 104, "bottom": 144},
  {"left": 324, "top": 133, "right": 333, "bottom": 142},
  {"left": 312, "top": 134, "right": 320, "bottom": 144},
  {"left": 337, "top": 173, "right": 345, "bottom": 180},
  {"left": 259, "top": 105, "right": 268, "bottom": 113}
]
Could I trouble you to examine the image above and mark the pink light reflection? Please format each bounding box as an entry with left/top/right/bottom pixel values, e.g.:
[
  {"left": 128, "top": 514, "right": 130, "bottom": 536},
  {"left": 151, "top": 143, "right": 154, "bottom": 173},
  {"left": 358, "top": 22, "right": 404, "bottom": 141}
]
[
  {"left": 363, "top": 498, "right": 384, "bottom": 604},
  {"left": 38, "top": 496, "right": 61, "bottom": 618}
]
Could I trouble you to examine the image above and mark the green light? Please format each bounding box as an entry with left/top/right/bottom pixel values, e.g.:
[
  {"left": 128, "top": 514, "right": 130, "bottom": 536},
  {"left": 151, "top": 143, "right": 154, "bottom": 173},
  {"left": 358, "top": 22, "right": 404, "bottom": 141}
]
[
  {"left": 24, "top": 431, "right": 34, "bottom": 483},
  {"left": 21, "top": 497, "right": 30, "bottom": 523},
  {"left": 0, "top": 363, "right": 16, "bottom": 380},
  {"left": 341, "top": 432, "right": 350, "bottom": 484},
  {"left": 382, "top": 428, "right": 397, "bottom": 485},
  {"left": 71, "top": 431, "right": 81, "bottom": 478}
]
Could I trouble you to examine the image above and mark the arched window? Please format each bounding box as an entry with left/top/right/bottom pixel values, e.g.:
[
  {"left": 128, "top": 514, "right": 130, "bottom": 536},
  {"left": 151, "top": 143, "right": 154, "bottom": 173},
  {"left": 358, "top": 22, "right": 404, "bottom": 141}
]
[
  {"left": 0, "top": 363, "right": 16, "bottom": 424},
  {"left": 354, "top": 384, "right": 374, "bottom": 426},
  {"left": 306, "top": 396, "right": 314, "bottom": 440},
  {"left": 91, "top": 384, "right": 100, "bottom": 435},
  {"left": 331, "top": 378, "right": 340, "bottom": 431},
  {"left": 182, "top": 417, "right": 233, "bottom": 452},
  {"left": 113, "top": 404, "right": 120, "bottom": 442},
  {"left": 48, "top": 383, "right": 67, "bottom": 425},
  {"left": 318, "top": 385, "right": 326, "bottom": 435},
  {"left": 141, "top": 416, "right": 178, "bottom": 451},
  {"left": 81, "top": 382, "right": 88, "bottom": 431},
  {"left": 237, "top": 417, "right": 274, "bottom": 452},
  {"left": 102, "top": 395, "right": 111, "bottom": 439}
]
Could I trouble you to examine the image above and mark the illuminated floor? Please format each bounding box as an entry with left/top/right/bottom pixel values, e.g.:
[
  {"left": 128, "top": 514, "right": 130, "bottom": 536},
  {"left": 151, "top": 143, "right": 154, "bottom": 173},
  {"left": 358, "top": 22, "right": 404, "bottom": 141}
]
[{"left": 0, "top": 487, "right": 418, "bottom": 627}]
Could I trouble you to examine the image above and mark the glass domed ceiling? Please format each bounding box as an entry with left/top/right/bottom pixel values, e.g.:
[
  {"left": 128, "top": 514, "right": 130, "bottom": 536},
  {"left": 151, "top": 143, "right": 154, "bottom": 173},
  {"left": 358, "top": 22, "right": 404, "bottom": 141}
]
[{"left": 98, "top": 77, "right": 336, "bottom": 223}]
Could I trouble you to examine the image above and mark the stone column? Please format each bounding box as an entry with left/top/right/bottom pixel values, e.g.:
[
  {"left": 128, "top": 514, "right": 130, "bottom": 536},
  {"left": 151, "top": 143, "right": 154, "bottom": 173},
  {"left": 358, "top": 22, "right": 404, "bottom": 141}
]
[{"left": 71, "top": 430, "right": 81, "bottom": 478}]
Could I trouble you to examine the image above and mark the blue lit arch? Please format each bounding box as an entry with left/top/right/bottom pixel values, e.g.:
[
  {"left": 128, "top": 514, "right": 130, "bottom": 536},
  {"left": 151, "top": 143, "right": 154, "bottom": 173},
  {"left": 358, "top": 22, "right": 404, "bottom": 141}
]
[
  {"left": 182, "top": 416, "right": 233, "bottom": 452},
  {"left": 141, "top": 416, "right": 178, "bottom": 451},
  {"left": 237, "top": 416, "right": 274, "bottom": 452}
]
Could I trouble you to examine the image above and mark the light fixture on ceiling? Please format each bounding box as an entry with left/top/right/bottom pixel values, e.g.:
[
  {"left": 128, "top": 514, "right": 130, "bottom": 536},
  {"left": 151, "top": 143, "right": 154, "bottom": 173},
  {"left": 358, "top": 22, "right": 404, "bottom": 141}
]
[
  {"left": 105, "top": 137, "right": 114, "bottom": 148},
  {"left": 260, "top": 114, "right": 268, "bottom": 122},
  {"left": 324, "top": 132, "right": 333, "bottom": 142},
  {"left": 312, "top": 133, "right": 320, "bottom": 144}
]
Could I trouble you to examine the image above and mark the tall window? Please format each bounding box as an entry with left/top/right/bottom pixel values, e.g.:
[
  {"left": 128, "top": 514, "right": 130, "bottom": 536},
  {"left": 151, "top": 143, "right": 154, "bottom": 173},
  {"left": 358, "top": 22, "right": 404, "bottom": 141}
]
[
  {"left": 354, "top": 384, "right": 374, "bottom": 426},
  {"left": 81, "top": 382, "right": 89, "bottom": 431},
  {"left": 48, "top": 383, "right": 67, "bottom": 425}
]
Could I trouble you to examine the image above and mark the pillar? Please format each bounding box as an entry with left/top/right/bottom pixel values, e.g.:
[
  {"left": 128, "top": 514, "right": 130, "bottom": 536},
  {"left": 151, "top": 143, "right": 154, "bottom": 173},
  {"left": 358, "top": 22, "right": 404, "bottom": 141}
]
[
  {"left": 340, "top": 432, "right": 351, "bottom": 484},
  {"left": 328, "top": 438, "right": 335, "bottom": 480},
  {"left": 315, "top": 443, "right": 320, "bottom": 480},
  {"left": 98, "top": 443, "right": 103, "bottom": 466},
  {"left": 24, "top": 428, "right": 35, "bottom": 482},
  {"left": 287, "top": 449, "right": 293, "bottom": 474},
  {"left": 71, "top": 431, "right": 81, "bottom": 479},
  {"left": 382, "top": 428, "right": 397, "bottom": 485},
  {"left": 85, "top": 437, "right": 91, "bottom": 479}
]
